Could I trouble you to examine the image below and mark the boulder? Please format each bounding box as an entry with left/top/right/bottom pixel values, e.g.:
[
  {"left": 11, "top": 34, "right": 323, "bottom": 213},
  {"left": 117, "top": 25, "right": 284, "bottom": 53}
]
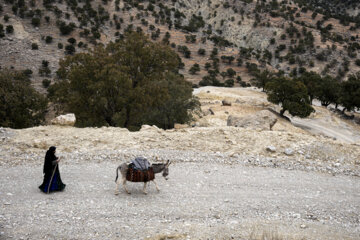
[
  {"left": 140, "top": 125, "right": 159, "bottom": 131},
  {"left": 266, "top": 146, "right": 276, "bottom": 152},
  {"left": 227, "top": 110, "right": 277, "bottom": 130},
  {"left": 51, "top": 113, "right": 76, "bottom": 126},
  {"left": 284, "top": 148, "right": 294, "bottom": 156},
  {"left": 222, "top": 99, "right": 232, "bottom": 106},
  {"left": 202, "top": 108, "right": 214, "bottom": 116},
  {"left": 174, "top": 123, "right": 188, "bottom": 129}
]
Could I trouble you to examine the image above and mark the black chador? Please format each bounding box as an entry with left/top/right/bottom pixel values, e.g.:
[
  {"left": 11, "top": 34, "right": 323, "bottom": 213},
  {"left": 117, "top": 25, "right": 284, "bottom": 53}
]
[{"left": 39, "top": 146, "right": 66, "bottom": 193}]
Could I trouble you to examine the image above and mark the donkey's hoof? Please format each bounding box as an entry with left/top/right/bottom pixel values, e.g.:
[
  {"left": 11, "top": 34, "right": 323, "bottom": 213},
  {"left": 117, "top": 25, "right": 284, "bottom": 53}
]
[
  {"left": 143, "top": 191, "right": 148, "bottom": 195},
  {"left": 126, "top": 191, "right": 131, "bottom": 195},
  {"left": 114, "top": 191, "right": 119, "bottom": 195}
]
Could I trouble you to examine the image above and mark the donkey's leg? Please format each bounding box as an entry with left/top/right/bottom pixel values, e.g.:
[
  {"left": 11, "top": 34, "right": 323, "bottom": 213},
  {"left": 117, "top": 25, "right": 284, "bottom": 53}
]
[
  {"left": 143, "top": 182, "right": 148, "bottom": 195},
  {"left": 152, "top": 180, "right": 160, "bottom": 192},
  {"left": 114, "top": 179, "right": 120, "bottom": 195},
  {"left": 122, "top": 177, "right": 130, "bottom": 194}
]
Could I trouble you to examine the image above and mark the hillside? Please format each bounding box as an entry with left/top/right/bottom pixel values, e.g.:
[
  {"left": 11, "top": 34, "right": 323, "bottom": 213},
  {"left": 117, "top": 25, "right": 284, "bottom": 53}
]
[{"left": 1, "top": 0, "right": 360, "bottom": 92}]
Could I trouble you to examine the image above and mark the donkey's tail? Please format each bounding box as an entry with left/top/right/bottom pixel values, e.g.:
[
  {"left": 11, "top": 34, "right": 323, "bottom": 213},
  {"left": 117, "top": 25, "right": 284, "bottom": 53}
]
[{"left": 115, "top": 166, "right": 121, "bottom": 182}]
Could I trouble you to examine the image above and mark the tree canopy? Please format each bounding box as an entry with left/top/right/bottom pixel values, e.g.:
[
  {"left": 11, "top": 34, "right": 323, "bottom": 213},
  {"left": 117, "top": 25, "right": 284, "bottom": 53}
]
[
  {"left": 0, "top": 69, "right": 48, "bottom": 128},
  {"left": 297, "top": 71, "right": 322, "bottom": 104},
  {"left": 251, "top": 69, "right": 273, "bottom": 91},
  {"left": 49, "top": 32, "right": 200, "bottom": 130},
  {"left": 340, "top": 73, "right": 360, "bottom": 112},
  {"left": 316, "top": 75, "right": 340, "bottom": 107},
  {"left": 265, "top": 77, "right": 314, "bottom": 118}
]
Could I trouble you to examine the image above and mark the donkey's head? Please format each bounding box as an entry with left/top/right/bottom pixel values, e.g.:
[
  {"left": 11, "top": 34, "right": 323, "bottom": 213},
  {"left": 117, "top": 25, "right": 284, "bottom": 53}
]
[{"left": 162, "top": 160, "right": 171, "bottom": 180}]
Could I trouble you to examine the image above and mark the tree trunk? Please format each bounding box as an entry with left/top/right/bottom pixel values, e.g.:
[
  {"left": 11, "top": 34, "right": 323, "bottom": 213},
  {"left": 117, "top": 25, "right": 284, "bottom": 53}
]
[{"left": 124, "top": 107, "right": 131, "bottom": 128}]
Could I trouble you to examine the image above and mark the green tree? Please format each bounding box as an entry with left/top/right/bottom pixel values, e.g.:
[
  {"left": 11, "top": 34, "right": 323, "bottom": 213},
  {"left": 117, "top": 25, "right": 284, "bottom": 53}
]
[
  {"left": 340, "top": 73, "right": 360, "bottom": 112},
  {"left": 297, "top": 71, "right": 322, "bottom": 104},
  {"left": 198, "top": 48, "right": 206, "bottom": 55},
  {"left": 143, "top": 72, "right": 200, "bottom": 129},
  {"left": 50, "top": 32, "right": 199, "bottom": 130},
  {"left": 251, "top": 69, "right": 273, "bottom": 91},
  {"left": 189, "top": 63, "right": 200, "bottom": 75},
  {"left": 317, "top": 75, "right": 340, "bottom": 107},
  {"left": 31, "top": 17, "right": 40, "bottom": 27},
  {"left": 265, "top": 77, "right": 314, "bottom": 117},
  {"left": 224, "top": 78, "right": 234, "bottom": 87},
  {"left": 226, "top": 68, "right": 236, "bottom": 78},
  {"left": 0, "top": 69, "right": 47, "bottom": 128}
]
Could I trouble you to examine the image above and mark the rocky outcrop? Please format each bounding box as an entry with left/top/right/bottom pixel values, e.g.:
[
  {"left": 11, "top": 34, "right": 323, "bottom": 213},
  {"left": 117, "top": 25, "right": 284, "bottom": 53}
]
[
  {"left": 227, "top": 110, "right": 277, "bottom": 130},
  {"left": 51, "top": 113, "right": 76, "bottom": 126}
]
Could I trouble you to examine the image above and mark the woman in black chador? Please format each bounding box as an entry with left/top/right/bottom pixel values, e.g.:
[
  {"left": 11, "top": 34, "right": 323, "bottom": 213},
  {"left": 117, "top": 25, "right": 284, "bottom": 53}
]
[{"left": 39, "top": 146, "right": 66, "bottom": 193}]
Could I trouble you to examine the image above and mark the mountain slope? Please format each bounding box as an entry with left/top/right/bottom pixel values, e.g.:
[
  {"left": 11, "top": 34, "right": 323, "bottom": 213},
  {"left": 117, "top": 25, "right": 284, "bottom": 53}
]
[{"left": 1, "top": 0, "right": 360, "bottom": 91}]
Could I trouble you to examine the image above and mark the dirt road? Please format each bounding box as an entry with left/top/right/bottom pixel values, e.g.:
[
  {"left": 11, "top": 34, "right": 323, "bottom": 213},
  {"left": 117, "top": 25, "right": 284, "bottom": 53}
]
[{"left": 1, "top": 159, "right": 359, "bottom": 240}]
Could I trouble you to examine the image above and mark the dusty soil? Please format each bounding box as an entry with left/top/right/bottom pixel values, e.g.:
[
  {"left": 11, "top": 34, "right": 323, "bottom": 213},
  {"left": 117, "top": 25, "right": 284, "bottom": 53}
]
[
  {"left": 0, "top": 87, "right": 360, "bottom": 240},
  {"left": 1, "top": 157, "right": 359, "bottom": 240}
]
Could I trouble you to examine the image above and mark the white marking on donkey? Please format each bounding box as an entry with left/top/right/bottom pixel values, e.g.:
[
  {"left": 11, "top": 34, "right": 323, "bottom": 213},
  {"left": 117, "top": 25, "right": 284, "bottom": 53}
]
[{"left": 115, "top": 160, "right": 171, "bottom": 195}]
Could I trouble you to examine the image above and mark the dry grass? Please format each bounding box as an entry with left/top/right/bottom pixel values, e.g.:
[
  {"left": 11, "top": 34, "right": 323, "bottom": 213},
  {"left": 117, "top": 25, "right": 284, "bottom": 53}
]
[
  {"left": 145, "top": 234, "right": 188, "bottom": 240},
  {"left": 249, "top": 227, "right": 307, "bottom": 240}
]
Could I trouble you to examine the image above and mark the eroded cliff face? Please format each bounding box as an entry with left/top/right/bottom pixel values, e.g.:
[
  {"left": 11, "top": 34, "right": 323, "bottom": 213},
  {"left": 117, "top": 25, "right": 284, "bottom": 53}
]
[{"left": 176, "top": 0, "right": 280, "bottom": 49}]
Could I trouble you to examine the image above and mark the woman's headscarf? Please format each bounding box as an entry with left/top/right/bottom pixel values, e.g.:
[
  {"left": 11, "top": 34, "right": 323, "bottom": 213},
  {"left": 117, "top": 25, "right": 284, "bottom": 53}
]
[{"left": 44, "top": 146, "right": 57, "bottom": 174}]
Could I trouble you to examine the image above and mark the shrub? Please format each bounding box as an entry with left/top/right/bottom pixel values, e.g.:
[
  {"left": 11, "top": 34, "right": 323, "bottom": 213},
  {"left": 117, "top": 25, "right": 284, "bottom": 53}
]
[
  {"left": 31, "top": 43, "right": 38, "bottom": 50},
  {"left": 224, "top": 79, "right": 234, "bottom": 87},
  {"left": 355, "top": 59, "right": 360, "bottom": 67},
  {"left": 65, "top": 44, "right": 75, "bottom": 55},
  {"left": 67, "top": 37, "right": 76, "bottom": 45},
  {"left": 42, "top": 79, "right": 51, "bottom": 88},
  {"left": 58, "top": 43, "right": 63, "bottom": 49},
  {"left": 23, "top": 69, "right": 33, "bottom": 77},
  {"left": 45, "top": 36, "right": 53, "bottom": 43},
  {"left": 189, "top": 64, "right": 200, "bottom": 75},
  {"left": 0, "top": 24, "right": 4, "bottom": 38},
  {"left": 198, "top": 48, "right": 206, "bottom": 55},
  {"left": 6, "top": 25, "right": 14, "bottom": 33},
  {"left": 58, "top": 21, "right": 76, "bottom": 35},
  {"left": 31, "top": 17, "right": 41, "bottom": 27},
  {"left": 226, "top": 68, "right": 236, "bottom": 78},
  {"left": 183, "top": 14, "right": 205, "bottom": 32}
]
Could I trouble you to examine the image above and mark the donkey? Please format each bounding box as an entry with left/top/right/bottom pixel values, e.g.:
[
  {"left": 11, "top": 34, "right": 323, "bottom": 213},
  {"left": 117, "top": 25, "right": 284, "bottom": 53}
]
[{"left": 115, "top": 160, "right": 171, "bottom": 195}]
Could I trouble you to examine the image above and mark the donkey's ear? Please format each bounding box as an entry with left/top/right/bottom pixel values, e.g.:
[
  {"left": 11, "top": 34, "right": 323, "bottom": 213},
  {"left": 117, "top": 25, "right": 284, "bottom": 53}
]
[
  {"left": 168, "top": 161, "right": 172, "bottom": 166},
  {"left": 166, "top": 160, "right": 171, "bottom": 166}
]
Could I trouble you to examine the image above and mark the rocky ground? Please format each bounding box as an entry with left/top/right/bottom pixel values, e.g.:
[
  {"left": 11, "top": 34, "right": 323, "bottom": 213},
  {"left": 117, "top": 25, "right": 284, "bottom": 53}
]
[{"left": 0, "top": 87, "right": 359, "bottom": 239}]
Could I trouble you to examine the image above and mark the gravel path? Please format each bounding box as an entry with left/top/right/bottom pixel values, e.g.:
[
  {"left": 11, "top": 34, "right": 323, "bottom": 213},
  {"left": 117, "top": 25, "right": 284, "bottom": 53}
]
[{"left": 1, "top": 158, "right": 359, "bottom": 240}]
